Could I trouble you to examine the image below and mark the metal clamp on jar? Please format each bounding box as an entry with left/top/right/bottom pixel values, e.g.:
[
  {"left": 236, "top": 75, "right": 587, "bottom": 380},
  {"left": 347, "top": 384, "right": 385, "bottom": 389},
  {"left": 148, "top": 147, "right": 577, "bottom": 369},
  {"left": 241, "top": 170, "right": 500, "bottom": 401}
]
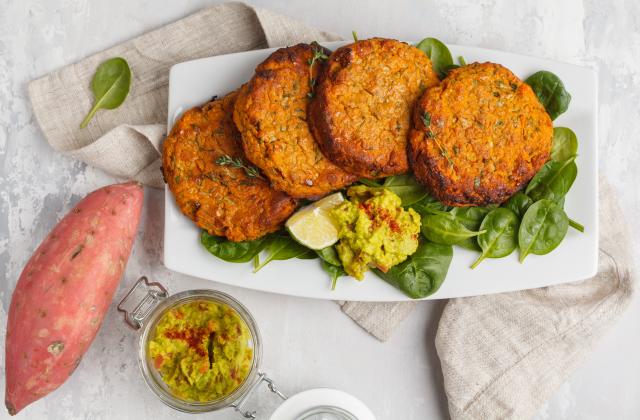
[{"left": 118, "top": 276, "right": 375, "bottom": 420}]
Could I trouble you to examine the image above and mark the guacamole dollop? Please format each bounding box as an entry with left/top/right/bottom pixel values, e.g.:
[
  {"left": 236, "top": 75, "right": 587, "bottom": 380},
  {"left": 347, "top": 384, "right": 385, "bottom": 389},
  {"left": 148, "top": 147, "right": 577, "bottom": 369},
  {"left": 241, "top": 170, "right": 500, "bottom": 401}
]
[
  {"left": 331, "top": 185, "right": 421, "bottom": 280},
  {"left": 148, "top": 300, "right": 253, "bottom": 402}
]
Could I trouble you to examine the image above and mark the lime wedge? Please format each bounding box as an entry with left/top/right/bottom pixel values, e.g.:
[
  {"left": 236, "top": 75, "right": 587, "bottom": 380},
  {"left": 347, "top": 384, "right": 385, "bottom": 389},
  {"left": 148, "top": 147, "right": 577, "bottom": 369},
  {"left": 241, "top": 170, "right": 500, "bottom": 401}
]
[{"left": 286, "top": 192, "right": 344, "bottom": 250}]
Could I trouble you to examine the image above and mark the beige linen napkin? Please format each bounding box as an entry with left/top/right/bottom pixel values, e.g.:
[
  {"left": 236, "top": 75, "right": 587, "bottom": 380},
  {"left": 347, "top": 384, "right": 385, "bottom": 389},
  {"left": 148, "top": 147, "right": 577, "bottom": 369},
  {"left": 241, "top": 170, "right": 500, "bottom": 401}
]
[
  {"left": 28, "top": 2, "right": 636, "bottom": 418},
  {"left": 436, "top": 179, "right": 635, "bottom": 419},
  {"left": 27, "top": 1, "right": 413, "bottom": 341}
]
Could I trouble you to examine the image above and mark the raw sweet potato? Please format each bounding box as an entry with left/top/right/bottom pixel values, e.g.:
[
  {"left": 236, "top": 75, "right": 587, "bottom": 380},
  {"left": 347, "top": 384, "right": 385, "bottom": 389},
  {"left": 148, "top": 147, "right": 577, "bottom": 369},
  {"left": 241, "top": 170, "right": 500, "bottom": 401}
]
[{"left": 5, "top": 182, "right": 143, "bottom": 415}]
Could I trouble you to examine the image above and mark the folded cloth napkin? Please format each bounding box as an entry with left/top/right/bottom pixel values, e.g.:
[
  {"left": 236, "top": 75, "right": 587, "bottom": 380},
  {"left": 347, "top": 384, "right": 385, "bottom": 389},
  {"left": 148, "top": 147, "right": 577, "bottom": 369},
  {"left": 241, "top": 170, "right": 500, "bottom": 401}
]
[
  {"left": 436, "top": 178, "right": 635, "bottom": 419},
  {"left": 27, "top": 0, "right": 414, "bottom": 342},
  {"left": 28, "top": 2, "right": 636, "bottom": 418}
]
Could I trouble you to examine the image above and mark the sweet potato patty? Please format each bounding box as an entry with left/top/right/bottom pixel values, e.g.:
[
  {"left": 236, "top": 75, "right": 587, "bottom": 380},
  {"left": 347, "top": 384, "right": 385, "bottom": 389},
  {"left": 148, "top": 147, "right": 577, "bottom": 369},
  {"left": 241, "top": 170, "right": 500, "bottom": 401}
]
[
  {"left": 233, "top": 43, "right": 356, "bottom": 199},
  {"left": 409, "top": 62, "right": 553, "bottom": 206},
  {"left": 162, "top": 91, "right": 297, "bottom": 241},
  {"left": 308, "top": 38, "right": 440, "bottom": 179}
]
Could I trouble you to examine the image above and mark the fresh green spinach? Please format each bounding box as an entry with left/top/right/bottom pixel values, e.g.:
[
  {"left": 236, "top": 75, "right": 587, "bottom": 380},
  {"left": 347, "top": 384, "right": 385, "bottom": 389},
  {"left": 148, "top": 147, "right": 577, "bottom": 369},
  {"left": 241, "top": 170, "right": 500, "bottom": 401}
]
[
  {"left": 449, "top": 206, "right": 492, "bottom": 250},
  {"left": 358, "top": 178, "right": 382, "bottom": 187},
  {"left": 316, "top": 246, "right": 346, "bottom": 290},
  {"left": 421, "top": 214, "right": 485, "bottom": 245},
  {"left": 503, "top": 192, "right": 533, "bottom": 217},
  {"left": 201, "top": 231, "right": 271, "bottom": 263},
  {"left": 297, "top": 249, "right": 319, "bottom": 259},
  {"left": 526, "top": 157, "right": 577, "bottom": 203},
  {"left": 316, "top": 246, "right": 342, "bottom": 266},
  {"left": 518, "top": 199, "right": 569, "bottom": 262},
  {"left": 525, "top": 70, "right": 571, "bottom": 120},
  {"left": 554, "top": 194, "right": 585, "bottom": 233},
  {"left": 382, "top": 175, "right": 429, "bottom": 206},
  {"left": 416, "top": 37, "right": 454, "bottom": 79},
  {"left": 410, "top": 193, "right": 450, "bottom": 218},
  {"left": 321, "top": 260, "right": 346, "bottom": 290},
  {"left": 80, "top": 57, "right": 131, "bottom": 128},
  {"left": 374, "top": 241, "right": 453, "bottom": 299},
  {"left": 471, "top": 208, "right": 519, "bottom": 268},
  {"left": 551, "top": 127, "right": 578, "bottom": 162},
  {"left": 253, "top": 234, "right": 312, "bottom": 272},
  {"left": 356, "top": 175, "right": 429, "bottom": 206}
]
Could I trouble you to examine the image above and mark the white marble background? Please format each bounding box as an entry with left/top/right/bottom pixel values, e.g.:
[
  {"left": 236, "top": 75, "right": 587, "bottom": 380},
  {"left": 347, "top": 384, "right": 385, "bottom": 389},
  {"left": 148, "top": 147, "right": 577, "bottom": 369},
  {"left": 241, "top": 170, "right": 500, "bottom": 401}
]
[{"left": 1, "top": 0, "right": 639, "bottom": 419}]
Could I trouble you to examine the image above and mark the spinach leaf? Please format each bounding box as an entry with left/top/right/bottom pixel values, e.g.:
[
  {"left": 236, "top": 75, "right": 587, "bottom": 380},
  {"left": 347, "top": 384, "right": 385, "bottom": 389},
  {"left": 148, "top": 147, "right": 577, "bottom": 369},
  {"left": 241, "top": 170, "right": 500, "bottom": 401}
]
[
  {"left": 374, "top": 241, "right": 453, "bottom": 299},
  {"left": 357, "top": 175, "right": 429, "bottom": 206},
  {"left": 358, "top": 178, "right": 382, "bottom": 187},
  {"left": 316, "top": 246, "right": 342, "bottom": 266},
  {"left": 80, "top": 57, "right": 131, "bottom": 128},
  {"left": 518, "top": 199, "right": 569, "bottom": 262},
  {"left": 410, "top": 193, "right": 449, "bottom": 218},
  {"left": 551, "top": 127, "right": 578, "bottom": 162},
  {"left": 554, "top": 195, "right": 585, "bottom": 233},
  {"left": 569, "top": 218, "right": 585, "bottom": 232},
  {"left": 421, "top": 214, "right": 485, "bottom": 245},
  {"left": 253, "top": 234, "right": 311, "bottom": 272},
  {"left": 471, "top": 208, "right": 519, "bottom": 268},
  {"left": 201, "top": 231, "right": 271, "bottom": 263},
  {"left": 526, "top": 157, "right": 577, "bottom": 203},
  {"left": 449, "top": 206, "right": 492, "bottom": 250},
  {"left": 525, "top": 70, "right": 571, "bottom": 120},
  {"left": 317, "top": 246, "right": 346, "bottom": 289},
  {"left": 297, "top": 248, "right": 319, "bottom": 259},
  {"left": 382, "top": 174, "right": 429, "bottom": 206},
  {"left": 416, "top": 37, "right": 454, "bottom": 79},
  {"left": 503, "top": 192, "right": 533, "bottom": 217},
  {"left": 321, "top": 260, "right": 346, "bottom": 290}
]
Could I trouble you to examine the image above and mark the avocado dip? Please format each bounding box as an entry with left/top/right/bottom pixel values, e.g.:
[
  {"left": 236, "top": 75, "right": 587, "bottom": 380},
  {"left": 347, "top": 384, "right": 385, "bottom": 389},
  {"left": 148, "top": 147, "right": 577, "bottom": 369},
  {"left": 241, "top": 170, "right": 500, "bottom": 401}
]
[
  {"left": 331, "top": 185, "right": 421, "bottom": 279},
  {"left": 148, "top": 300, "right": 253, "bottom": 402}
]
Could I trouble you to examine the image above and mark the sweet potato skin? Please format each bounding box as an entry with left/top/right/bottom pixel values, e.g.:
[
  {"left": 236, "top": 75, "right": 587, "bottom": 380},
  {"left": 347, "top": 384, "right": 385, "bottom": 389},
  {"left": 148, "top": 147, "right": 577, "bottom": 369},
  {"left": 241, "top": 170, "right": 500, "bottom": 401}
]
[{"left": 5, "top": 182, "right": 143, "bottom": 415}]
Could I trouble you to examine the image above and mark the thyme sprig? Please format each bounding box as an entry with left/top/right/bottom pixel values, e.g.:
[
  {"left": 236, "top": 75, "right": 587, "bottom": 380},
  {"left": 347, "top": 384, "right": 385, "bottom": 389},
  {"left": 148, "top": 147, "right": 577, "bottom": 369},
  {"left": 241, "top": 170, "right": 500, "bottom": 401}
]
[
  {"left": 307, "top": 46, "right": 329, "bottom": 98},
  {"left": 215, "top": 155, "right": 265, "bottom": 180},
  {"left": 422, "top": 112, "right": 454, "bottom": 168}
]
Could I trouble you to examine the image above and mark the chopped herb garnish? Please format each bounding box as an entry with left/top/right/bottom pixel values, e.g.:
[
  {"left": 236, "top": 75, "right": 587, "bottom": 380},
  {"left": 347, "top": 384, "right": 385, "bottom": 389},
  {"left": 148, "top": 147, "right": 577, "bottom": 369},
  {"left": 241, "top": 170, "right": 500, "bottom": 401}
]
[
  {"left": 421, "top": 111, "right": 453, "bottom": 166},
  {"left": 422, "top": 111, "right": 431, "bottom": 128},
  {"left": 215, "top": 155, "right": 265, "bottom": 180},
  {"left": 474, "top": 177, "right": 481, "bottom": 188},
  {"left": 434, "top": 138, "right": 455, "bottom": 168},
  {"left": 307, "top": 45, "right": 329, "bottom": 98}
]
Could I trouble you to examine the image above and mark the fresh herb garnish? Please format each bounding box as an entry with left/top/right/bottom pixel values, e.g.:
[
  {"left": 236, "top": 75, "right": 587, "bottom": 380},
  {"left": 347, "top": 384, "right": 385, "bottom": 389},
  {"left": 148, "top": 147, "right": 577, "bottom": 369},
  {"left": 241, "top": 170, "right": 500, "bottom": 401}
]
[
  {"left": 215, "top": 155, "right": 265, "bottom": 180},
  {"left": 422, "top": 112, "right": 454, "bottom": 167},
  {"left": 80, "top": 57, "right": 131, "bottom": 128},
  {"left": 422, "top": 111, "right": 431, "bottom": 127},
  {"left": 307, "top": 46, "right": 329, "bottom": 98}
]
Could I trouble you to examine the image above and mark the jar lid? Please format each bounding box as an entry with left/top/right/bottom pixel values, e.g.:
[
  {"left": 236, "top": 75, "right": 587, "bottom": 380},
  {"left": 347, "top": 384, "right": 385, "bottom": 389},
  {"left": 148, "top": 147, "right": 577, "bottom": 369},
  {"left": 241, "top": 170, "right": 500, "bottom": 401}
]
[{"left": 269, "top": 388, "right": 375, "bottom": 420}]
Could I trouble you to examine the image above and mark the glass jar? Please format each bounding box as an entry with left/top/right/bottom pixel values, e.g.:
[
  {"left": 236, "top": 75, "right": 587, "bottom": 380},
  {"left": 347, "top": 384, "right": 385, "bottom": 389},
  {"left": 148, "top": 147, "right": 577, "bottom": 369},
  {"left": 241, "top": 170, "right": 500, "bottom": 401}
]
[
  {"left": 118, "top": 276, "right": 374, "bottom": 420},
  {"left": 118, "top": 276, "right": 286, "bottom": 418}
]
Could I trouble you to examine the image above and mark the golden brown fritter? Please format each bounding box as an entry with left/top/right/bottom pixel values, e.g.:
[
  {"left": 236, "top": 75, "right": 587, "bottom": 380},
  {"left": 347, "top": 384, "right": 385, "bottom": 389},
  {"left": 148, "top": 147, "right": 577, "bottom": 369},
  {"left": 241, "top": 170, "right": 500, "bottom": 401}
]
[
  {"left": 409, "top": 62, "right": 553, "bottom": 206},
  {"left": 162, "top": 91, "right": 297, "bottom": 242},
  {"left": 308, "top": 38, "right": 440, "bottom": 179},
  {"left": 233, "top": 43, "right": 356, "bottom": 199}
]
